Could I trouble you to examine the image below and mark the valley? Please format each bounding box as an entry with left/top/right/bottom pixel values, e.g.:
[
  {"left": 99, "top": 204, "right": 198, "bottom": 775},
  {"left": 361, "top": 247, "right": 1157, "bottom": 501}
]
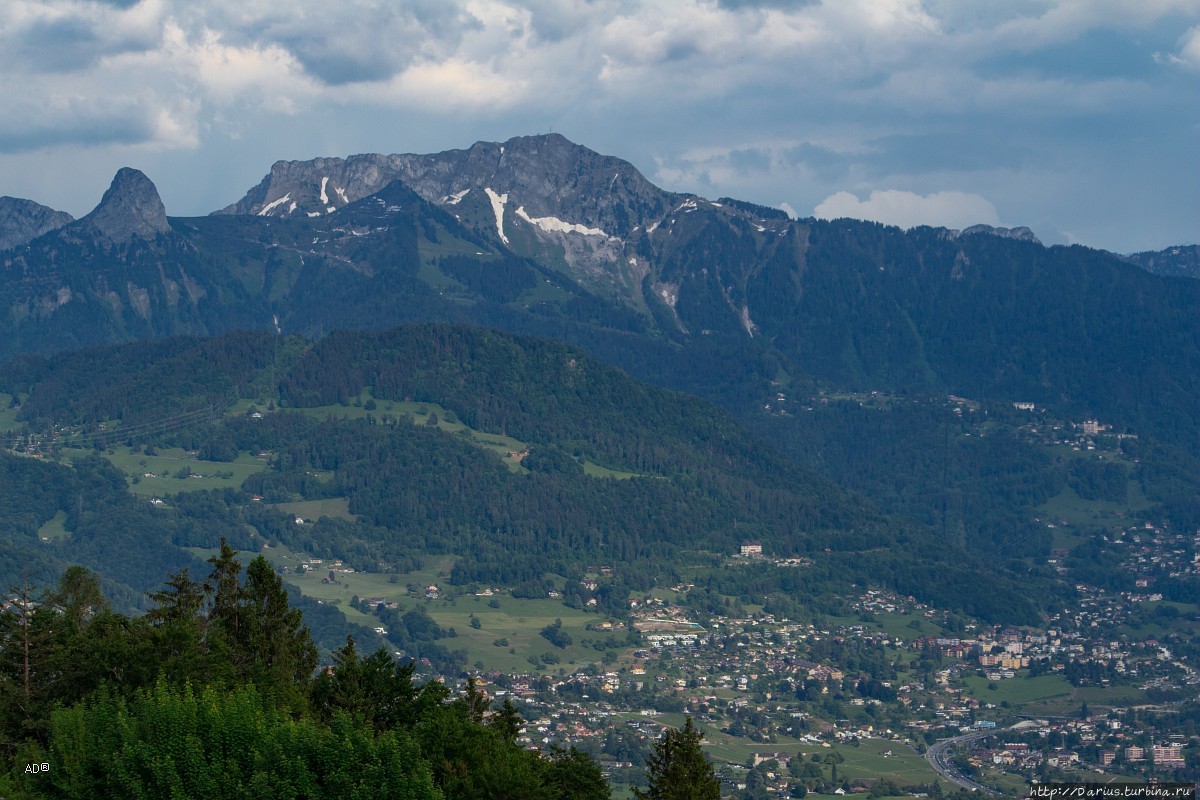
[
  {"left": 2, "top": 326, "right": 1197, "bottom": 794},
  {"left": 0, "top": 133, "right": 1196, "bottom": 796}
]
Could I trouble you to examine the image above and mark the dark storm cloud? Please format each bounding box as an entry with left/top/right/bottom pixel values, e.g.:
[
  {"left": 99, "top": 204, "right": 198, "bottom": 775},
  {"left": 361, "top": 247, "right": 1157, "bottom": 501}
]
[
  {"left": 280, "top": 42, "right": 404, "bottom": 86},
  {"left": 9, "top": 11, "right": 156, "bottom": 73},
  {"left": 0, "top": 0, "right": 1195, "bottom": 251},
  {"left": 14, "top": 17, "right": 103, "bottom": 71},
  {"left": 0, "top": 115, "right": 155, "bottom": 153}
]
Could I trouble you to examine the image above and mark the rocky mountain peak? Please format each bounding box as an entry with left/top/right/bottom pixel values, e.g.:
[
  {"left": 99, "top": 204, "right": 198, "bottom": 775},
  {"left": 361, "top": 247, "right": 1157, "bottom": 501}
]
[
  {"left": 956, "top": 224, "right": 1041, "bottom": 245},
  {"left": 0, "top": 197, "right": 74, "bottom": 250},
  {"left": 216, "top": 133, "right": 676, "bottom": 240},
  {"left": 78, "top": 167, "right": 170, "bottom": 243}
]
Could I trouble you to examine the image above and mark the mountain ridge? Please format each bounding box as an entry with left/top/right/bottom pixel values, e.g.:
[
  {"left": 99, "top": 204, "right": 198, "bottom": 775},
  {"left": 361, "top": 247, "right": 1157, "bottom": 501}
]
[
  {"left": 0, "top": 134, "right": 1196, "bottom": 450},
  {"left": 0, "top": 195, "right": 74, "bottom": 250},
  {"left": 1125, "top": 243, "right": 1200, "bottom": 280}
]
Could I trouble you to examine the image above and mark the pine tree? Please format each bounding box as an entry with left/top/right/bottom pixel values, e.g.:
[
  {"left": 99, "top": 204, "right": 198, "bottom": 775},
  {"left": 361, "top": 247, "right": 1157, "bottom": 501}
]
[
  {"left": 145, "top": 567, "right": 211, "bottom": 685},
  {"left": 240, "top": 555, "right": 317, "bottom": 704},
  {"left": 635, "top": 717, "right": 721, "bottom": 800},
  {"left": 207, "top": 537, "right": 244, "bottom": 643},
  {"left": 544, "top": 745, "right": 611, "bottom": 800}
]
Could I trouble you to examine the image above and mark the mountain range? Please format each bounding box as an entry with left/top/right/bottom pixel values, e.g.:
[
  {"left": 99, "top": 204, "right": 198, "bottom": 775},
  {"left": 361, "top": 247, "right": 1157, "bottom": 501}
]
[
  {"left": 1, "top": 134, "right": 1198, "bottom": 627},
  {"left": 1, "top": 134, "right": 1196, "bottom": 442}
]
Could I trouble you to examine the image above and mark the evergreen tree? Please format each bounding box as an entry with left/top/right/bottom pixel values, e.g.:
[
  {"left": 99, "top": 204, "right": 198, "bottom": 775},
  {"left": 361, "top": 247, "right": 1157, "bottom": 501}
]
[
  {"left": 635, "top": 717, "right": 721, "bottom": 800},
  {"left": 206, "top": 537, "right": 245, "bottom": 644},
  {"left": 489, "top": 695, "right": 524, "bottom": 742},
  {"left": 544, "top": 745, "right": 611, "bottom": 800},
  {"left": 144, "top": 567, "right": 212, "bottom": 685},
  {"left": 312, "top": 636, "right": 448, "bottom": 730},
  {"left": 239, "top": 554, "right": 317, "bottom": 704}
]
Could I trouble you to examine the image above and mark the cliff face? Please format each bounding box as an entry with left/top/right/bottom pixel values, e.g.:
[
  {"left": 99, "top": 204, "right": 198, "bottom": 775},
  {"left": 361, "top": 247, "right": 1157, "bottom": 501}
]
[
  {"left": 75, "top": 167, "right": 170, "bottom": 243},
  {"left": 0, "top": 196, "right": 73, "bottom": 250}
]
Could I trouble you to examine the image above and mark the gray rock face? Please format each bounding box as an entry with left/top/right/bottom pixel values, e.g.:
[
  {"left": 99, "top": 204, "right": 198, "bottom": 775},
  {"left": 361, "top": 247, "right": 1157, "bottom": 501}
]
[
  {"left": 217, "top": 133, "right": 676, "bottom": 239},
  {"left": 78, "top": 167, "right": 170, "bottom": 243},
  {"left": 0, "top": 197, "right": 74, "bottom": 250},
  {"left": 957, "top": 224, "right": 1041, "bottom": 245},
  {"left": 216, "top": 134, "right": 688, "bottom": 299}
]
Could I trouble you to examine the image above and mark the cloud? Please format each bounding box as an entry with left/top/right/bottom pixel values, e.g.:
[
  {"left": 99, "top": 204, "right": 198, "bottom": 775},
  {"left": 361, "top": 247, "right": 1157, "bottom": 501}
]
[
  {"left": 1155, "top": 25, "right": 1200, "bottom": 70},
  {"left": 365, "top": 58, "right": 529, "bottom": 111},
  {"left": 813, "top": 189, "right": 1002, "bottom": 230},
  {"left": 2, "top": 0, "right": 1189, "bottom": 153},
  {"left": 0, "top": 0, "right": 1194, "bottom": 252}
]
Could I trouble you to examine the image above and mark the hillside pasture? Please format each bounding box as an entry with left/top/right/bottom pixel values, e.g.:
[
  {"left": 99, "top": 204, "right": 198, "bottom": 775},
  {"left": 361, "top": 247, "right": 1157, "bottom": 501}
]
[
  {"left": 273, "top": 498, "right": 357, "bottom": 522},
  {"left": 257, "top": 545, "right": 611, "bottom": 674},
  {"left": 68, "top": 446, "right": 269, "bottom": 496}
]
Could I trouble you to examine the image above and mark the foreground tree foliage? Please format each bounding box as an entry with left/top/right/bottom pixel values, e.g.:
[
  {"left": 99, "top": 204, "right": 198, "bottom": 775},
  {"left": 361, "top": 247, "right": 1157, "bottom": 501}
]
[
  {"left": 635, "top": 717, "right": 721, "bottom": 800},
  {"left": 0, "top": 556, "right": 612, "bottom": 799},
  {"left": 42, "top": 682, "right": 439, "bottom": 800}
]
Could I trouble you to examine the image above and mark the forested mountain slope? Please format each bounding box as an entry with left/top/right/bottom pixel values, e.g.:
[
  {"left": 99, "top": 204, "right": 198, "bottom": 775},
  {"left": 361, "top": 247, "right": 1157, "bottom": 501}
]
[
  {"left": 2, "top": 135, "right": 1196, "bottom": 448},
  {"left": 0, "top": 325, "right": 1051, "bottom": 626}
]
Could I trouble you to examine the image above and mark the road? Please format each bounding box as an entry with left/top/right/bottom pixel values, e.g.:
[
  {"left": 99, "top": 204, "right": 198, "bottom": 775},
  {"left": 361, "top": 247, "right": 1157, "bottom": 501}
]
[{"left": 924, "top": 728, "right": 1001, "bottom": 795}]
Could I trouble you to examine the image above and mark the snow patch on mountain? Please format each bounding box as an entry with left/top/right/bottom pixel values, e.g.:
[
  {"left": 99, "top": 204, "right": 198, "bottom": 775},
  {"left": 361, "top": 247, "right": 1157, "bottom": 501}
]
[
  {"left": 444, "top": 189, "right": 470, "bottom": 205},
  {"left": 515, "top": 206, "right": 607, "bottom": 237},
  {"left": 484, "top": 187, "right": 509, "bottom": 244},
  {"left": 320, "top": 177, "right": 329, "bottom": 205},
  {"left": 258, "top": 193, "right": 291, "bottom": 216}
]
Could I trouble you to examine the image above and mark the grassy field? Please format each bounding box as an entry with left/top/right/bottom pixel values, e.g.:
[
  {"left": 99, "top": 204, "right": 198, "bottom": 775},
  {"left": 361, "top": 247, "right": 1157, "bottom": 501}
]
[
  {"left": 280, "top": 395, "right": 532, "bottom": 474},
  {"left": 36, "top": 510, "right": 70, "bottom": 541},
  {"left": 518, "top": 276, "right": 576, "bottom": 305},
  {"left": 835, "top": 739, "right": 940, "bottom": 785},
  {"left": 823, "top": 611, "right": 950, "bottom": 644},
  {"left": 1038, "top": 447, "right": 1151, "bottom": 534},
  {"left": 73, "top": 446, "right": 270, "bottom": 496},
  {"left": 249, "top": 545, "right": 618, "bottom": 674},
  {"left": 960, "top": 671, "right": 1148, "bottom": 717},
  {"left": 960, "top": 673, "right": 1073, "bottom": 707},
  {"left": 701, "top": 731, "right": 938, "bottom": 786},
  {"left": 0, "top": 394, "right": 20, "bottom": 433},
  {"left": 1116, "top": 601, "right": 1200, "bottom": 639},
  {"left": 1021, "top": 684, "right": 1147, "bottom": 717},
  {"left": 273, "top": 498, "right": 357, "bottom": 522}
]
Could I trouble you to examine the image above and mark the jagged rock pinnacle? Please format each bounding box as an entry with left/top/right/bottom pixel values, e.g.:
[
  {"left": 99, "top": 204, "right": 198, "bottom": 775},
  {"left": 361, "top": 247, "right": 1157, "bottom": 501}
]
[{"left": 80, "top": 167, "right": 170, "bottom": 243}]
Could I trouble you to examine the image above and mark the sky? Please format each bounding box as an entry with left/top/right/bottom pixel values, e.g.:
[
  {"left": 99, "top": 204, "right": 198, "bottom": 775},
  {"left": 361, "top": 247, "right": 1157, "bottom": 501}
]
[{"left": 1, "top": 0, "right": 1197, "bottom": 254}]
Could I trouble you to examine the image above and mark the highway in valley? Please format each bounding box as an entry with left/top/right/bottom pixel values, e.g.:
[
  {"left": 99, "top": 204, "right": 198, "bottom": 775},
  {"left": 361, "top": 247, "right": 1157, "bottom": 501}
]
[{"left": 924, "top": 728, "right": 1003, "bottom": 795}]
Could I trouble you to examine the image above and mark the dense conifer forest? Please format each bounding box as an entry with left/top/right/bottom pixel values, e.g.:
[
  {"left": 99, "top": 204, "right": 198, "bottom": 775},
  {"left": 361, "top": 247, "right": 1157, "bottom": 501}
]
[{"left": 0, "top": 551, "right": 610, "bottom": 799}]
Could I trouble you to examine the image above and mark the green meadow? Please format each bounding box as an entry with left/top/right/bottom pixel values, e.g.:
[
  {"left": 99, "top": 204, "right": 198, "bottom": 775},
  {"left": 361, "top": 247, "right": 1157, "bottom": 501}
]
[
  {"left": 249, "top": 545, "right": 619, "bottom": 674},
  {"left": 960, "top": 673, "right": 1073, "bottom": 707},
  {"left": 72, "top": 446, "right": 270, "bottom": 496},
  {"left": 701, "top": 730, "right": 939, "bottom": 785},
  {"left": 0, "top": 394, "right": 20, "bottom": 432}
]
